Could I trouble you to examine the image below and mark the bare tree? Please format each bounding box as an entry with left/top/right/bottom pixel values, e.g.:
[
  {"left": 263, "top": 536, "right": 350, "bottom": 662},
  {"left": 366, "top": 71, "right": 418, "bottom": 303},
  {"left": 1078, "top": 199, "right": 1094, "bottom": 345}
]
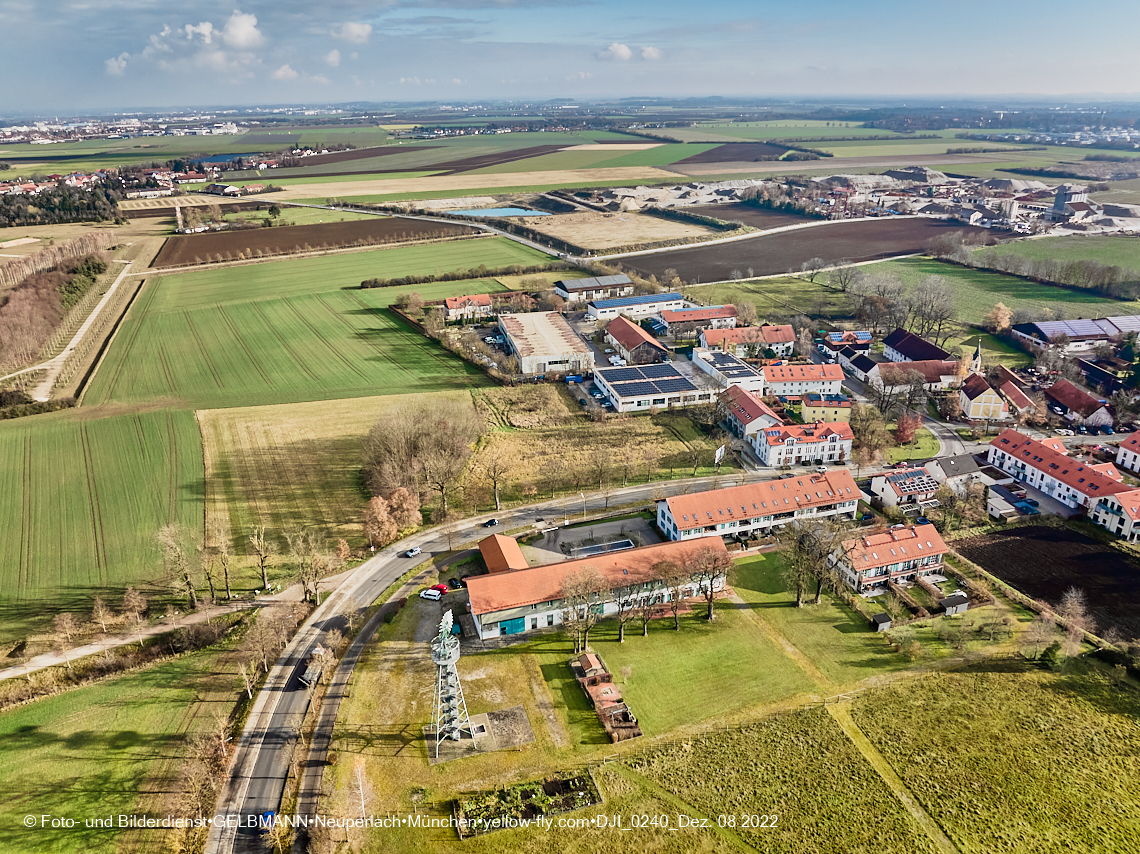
[
  {"left": 91, "top": 596, "right": 112, "bottom": 633},
  {"left": 209, "top": 521, "right": 234, "bottom": 600},
  {"left": 611, "top": 583, "right": 639, "bottom": 643},
  {"left": 157, "top": 523, "right": 201, "bottom": 610},
  {"left": 801, "top": 257, "right": 826, "bottom": 283},
  {"left": 238, "top": 660, "right": 257, "bottom": 699},
  {"left": 735, "top": 302, "right": 759, "bottom": 327},
  {"left": 907, "top": 275, "right": 958, "bottom": 347},
  {"left": 1057, "top": 587, "right": 1095, "bottom": 634},
  {"left": 285, "top": 528, "right": 336, "bottom": 604},
  {"left": 53, "top": 613, "right": 78, "bottom": 669},
  {"left": 588, "top": 448, "right": 609, "bottom": 491},
  {"left": 633, "top": 590, "right": 658, "bottom": 637},
  {"left": 559, "top": 565, "right": 608, "bottom": 653},
  {"left": 829, "top": 262, "right": 859, "bottom": 291},
  {"left": 687, "top": 545, "right": 733, "bottom": 622},
  {"left": 122, "top": 587, "right": 148, "bottom": 647},
  {"left": 850, "top": 403, "right": 893, "bottom": 461},
  {"left": 350, "top": 756, "right": 375, "bottom": 820},
  {"left": 249, "top": 525, "right": 275, "bottom": 591},
  {"left": 479, "top": 445, "right": 513, "bottom": 511}
]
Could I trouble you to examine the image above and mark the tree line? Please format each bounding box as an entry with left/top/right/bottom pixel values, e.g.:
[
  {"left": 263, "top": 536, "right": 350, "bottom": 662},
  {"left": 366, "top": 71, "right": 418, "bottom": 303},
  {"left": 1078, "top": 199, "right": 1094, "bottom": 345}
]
[{"left": 0, "top": 185, "right": 122, "bottom": 228}]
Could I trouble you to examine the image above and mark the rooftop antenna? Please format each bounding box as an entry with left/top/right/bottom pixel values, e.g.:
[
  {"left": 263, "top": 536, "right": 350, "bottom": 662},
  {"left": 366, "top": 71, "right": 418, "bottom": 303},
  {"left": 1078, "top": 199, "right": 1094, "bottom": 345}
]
[{"left": 429, "top": 610, "right": 471, "bottom": 758}]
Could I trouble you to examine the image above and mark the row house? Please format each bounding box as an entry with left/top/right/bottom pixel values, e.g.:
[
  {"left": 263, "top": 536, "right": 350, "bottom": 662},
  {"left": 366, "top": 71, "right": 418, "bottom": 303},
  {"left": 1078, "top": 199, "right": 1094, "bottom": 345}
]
[
  {"left": 755, "top": 421, "right": 853, "bottom": 468},
  {"left": 721, "top": 386, "right": 784, "bottom": 444},
  {"left": 831, "top": 524, "right": 949, "bottom": 594},
  {"left": 1116, "top": 430, "right": 1140, "bottom": 474},
  {"left": 987, "top": 429, "right": 1126, "bottom": 511},
  {"left": 1090, "top": 488, "right": 1140, "bottom": 543}
]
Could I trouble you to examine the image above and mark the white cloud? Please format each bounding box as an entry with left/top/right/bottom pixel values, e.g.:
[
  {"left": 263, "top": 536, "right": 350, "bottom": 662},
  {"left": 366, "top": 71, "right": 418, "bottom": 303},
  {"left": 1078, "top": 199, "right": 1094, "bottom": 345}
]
[
  {"left": 400, "top": 76, "right": 421, "bottom": 84},
  {"left": 597, "top": 42, "right": 632, "bottom": 61},
  {"left": 566, "top": 70, "right": 592, "bottom": 80},
  {"left": 221, "top": 10, "right": 263, "bottom": 49},
  {"left": 452, "top": 77, "right": 462, "bottom": 84},
  {"left": 105, "top": 52, "right": 130, "bottom": 76},
  {"left": 311, "top": 74, "right": 331, "bottom": 84},
  {"left": 184, "top": 22, "right": 213, "bottom": 44},
  {"left": 349, "top": 52, "right": 359, "bottom": 60},
  {"left": 333, "top": 22, "right": 372, "bottom": 44},
  {"left": 272, "top": 63, "right": 298, "bottom": 80},
  {"left": 324, "top": 48, "right": 340, "bottom": 67},
  {"left": 641, "top": 46, "right": 662, "bottom": 61}
]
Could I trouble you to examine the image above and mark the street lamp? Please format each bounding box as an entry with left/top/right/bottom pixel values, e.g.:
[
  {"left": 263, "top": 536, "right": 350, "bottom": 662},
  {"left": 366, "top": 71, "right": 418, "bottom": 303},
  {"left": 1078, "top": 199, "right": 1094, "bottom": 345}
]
[{"left": 580, "top": 492, "right": 586, "bottom": 518}]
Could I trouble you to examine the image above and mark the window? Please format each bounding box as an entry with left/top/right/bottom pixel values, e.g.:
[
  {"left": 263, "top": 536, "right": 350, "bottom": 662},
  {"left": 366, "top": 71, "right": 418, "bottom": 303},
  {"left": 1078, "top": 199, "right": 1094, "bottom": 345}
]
[
  {"left": 547, "top": 614, "right": 554, "bottom": 627},
  {"left": 530, "top": 617, "right": 538, "bottom": 630}
]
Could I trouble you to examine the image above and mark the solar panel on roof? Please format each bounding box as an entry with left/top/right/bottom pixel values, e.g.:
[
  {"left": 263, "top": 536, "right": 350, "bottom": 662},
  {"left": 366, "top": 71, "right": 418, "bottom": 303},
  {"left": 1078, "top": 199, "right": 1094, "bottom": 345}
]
[
  {"left": 655, "top": 378, "right": 697, "bottom": 393},
  {"left": 640, "top": 363, "right": 680, "bottom": 379},
  {"left": 613, "top": 381, "right": 658, "bottom": 397},
  {"left": 592, "top": 292, "right": 684, "bottom": 309},
  {"left": 600, "top": 367, "right": 643, "bottom": 382}
]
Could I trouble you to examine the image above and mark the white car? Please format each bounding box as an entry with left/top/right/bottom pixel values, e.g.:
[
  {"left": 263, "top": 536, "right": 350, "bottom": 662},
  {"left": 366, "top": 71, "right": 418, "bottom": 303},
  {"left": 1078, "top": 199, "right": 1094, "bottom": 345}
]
[
  {"left": 815, "top": 466, "right": 828, "bottom": 473},
  {"left": 419, "top": 588, "right": 442, "bottom": 601},
  {"left": 405, "top": 546, "right": 422, "bottom": 557},
  {"left": 1054, "top": 428, "right": 1074, "bottom": 437}
]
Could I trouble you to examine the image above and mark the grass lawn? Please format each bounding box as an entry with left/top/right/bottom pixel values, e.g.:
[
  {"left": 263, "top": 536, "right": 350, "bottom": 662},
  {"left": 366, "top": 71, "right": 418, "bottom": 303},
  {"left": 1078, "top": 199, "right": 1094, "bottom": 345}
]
[
  {"left": 0, "top": 628, "right": 246, "bottom": 854},
  {"left": 222, "top": 206, "right": 378, "bottom": 227},
  {"left": 886, "top": 427, "right": 938, "bottom": 463},
  {"left": 975, "top": 234, "right": 1140, "bottom": 272},
  {"left": 0, "top": 408, "right": 204, "bottom": 645},
  {"left": 851, "top": 663, "right": 1140, "bottom": 854},
  {"left": 949, "top": 329, "right": 1032, "bottom": 367}
]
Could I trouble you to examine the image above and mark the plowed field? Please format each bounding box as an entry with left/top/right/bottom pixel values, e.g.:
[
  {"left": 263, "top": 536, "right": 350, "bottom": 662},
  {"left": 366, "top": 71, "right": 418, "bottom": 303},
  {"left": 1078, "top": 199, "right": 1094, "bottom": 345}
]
[
  {"left": 152, "top": 217, "right": 478, "bottom": 267},
  {"left": 953, "top": 525, "right": 1140, "bottom": 638},
  {"left": 686, "top": 202, "right": 814, "bottom": 230}
]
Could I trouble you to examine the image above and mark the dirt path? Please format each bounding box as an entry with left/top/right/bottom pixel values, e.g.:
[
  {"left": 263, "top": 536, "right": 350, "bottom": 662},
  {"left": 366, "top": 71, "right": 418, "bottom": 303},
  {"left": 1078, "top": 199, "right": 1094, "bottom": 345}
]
[
  {"left": 726, "top": 591, "right": 831, "bottom": 688},
  {"left": 528, "top": 669, "right": 569, "bottom": 749},
  {"left": 826, "top": 703, "right": 959, "bottom": 854}
]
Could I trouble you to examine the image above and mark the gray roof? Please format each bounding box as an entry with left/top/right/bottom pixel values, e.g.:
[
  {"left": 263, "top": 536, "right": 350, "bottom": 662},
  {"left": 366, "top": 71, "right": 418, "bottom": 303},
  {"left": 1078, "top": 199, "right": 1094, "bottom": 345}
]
[
  {"left": 935, "top": 454, "right": 984, "bottom": 478},
  {"left": 554, "top": 274, "right": 632, "bottom": 292}
]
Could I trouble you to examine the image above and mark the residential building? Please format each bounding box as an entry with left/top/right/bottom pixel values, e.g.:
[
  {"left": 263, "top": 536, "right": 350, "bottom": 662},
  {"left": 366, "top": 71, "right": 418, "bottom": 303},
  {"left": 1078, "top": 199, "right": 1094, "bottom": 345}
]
[
  {"left": 926, "top": 454, "right": 1014, "bottom": 496},
  {"left": 657, "top": 305, "right": 737, "bottom": 333},
  {"left": 465, "top": 538, "right": 729, "bottom": 640},
  {"left": 802, "top": 392, "right": 853, "bottom": 422},
  {"left": 822, "top": 330, "right": 873, "bottom": 353},
  {"left": 691, "top": 348, "right": 765, "bottom": 393},
  {"left": 498, "top": 311, "right": 595, "bottom": 376},
  {"left": 553, "top": 274, "right": 634, "bottom": 304},
  {"left": 1116, "top": 430, "right": 1140, "bottom": 474},
  {"left": 868, "top": 360, "right": 960, "bottom": 393},
  {"left": 699, "top": 324, "right": 795, "bottom": 358},
  {"left": 1043, "top": 378, "right": 1113, "bottom": 427},
  {"left": 1000, "top": 380, "right": 1036, "bottom": 416},
  {"left": 587, "top": 292, "right": 685, "bottom": 321},
  {"left": 657, "top": 470, "right": 860, "bottom": 542},
  {"left": 959, "top": 374, "right": 1009, "bottom": 421},
  {"left": 721, "top": 385, "right": 784, "bottom": 443},
  {"left": 754, "top": 421, "right": 853, "bottom": 467},
  {"left": 605, "top": 316, "right": 668, "bottom": 364},
  {"left": 841, "top": 350, "right": 879, "bottom": 382},
  {"left": 1090, "top": 488, "right": 1140, "bottom": 542},
  {"left": 987, "top": 428, "right": 1127, "bottom": 510},
  {"left": 479, "top": 534, "right": 529, "bottom": 573},
  {"left": 443, "top": 293, "right": 493, "bottom": 322},
  {"left": 594, "top": 363, "right": 714, "bottom": 413},
  {"left": 882, "top": 328, "right": 952, "bottom": 363},
  {"left": 831, "top": 524, "right": 949, "bottom": 593},
  {"left": 870, "top": 467, "right": 941, "bottom": 508},
  {"left": 761, "top": 363, "right": 843, "bottom": 398}
]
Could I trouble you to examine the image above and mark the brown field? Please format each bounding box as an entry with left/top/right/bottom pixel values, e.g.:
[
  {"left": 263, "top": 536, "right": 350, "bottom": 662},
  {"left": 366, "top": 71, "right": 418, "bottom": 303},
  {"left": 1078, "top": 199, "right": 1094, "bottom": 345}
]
[
  {"left": 0, "top": 218, "right": 169, "bottom": 265},
  {"left": 953, "top": 525, "right": 1140, "bottom": 639},
  {"left": 151, "top": 217, "right": 479, "bottom": 267},
  {"left": 268, "top": 167, "right": 679, "bottom": 201},
  {"left": 686, "top": 202, "right": 815, "bottom": 230},
  {"left": 286, "top": 144, "right": 436, "bottom": 166},
  {"left": 623, "top": 218, "right": 996, "bottom": 282},
  {"left": 676, "top": 142, "right": 790, "bottom": 163},
  {"left": 521, "top": 210, "right": 715, "bottom": 249},
  {"left": 264, "top": 146, "right": 574, "bottom": 181},
  {"left": 123, "top": 200, "right": 270, "bottom": 219},
  {"left": 668, "top": 152, "right": 1034, "bottom": 178},
  {"left": 118, "top": 194, "right": 252, "bottom": 212}
]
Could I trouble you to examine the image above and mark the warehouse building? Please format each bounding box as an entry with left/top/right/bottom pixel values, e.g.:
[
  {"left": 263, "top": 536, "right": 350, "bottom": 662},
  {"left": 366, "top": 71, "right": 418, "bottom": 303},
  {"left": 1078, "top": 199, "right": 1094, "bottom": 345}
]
[
  {"left": 587, "top": 292, "right": 685, "bottom": 321},
  {"left": 691, "top": 348, "right": 766, "bottom": 393},
  {"left": 553, "top": 274, "right": 634, "bottom": 304},
  {"left": 594, "top": 363, "right": 715, "bottom": 412},
  {"left": 498, "top": 311, "right": 595, "bottom": 376},
  {"left": 605, "top": 316, "right": 668, "bottom": 364}
]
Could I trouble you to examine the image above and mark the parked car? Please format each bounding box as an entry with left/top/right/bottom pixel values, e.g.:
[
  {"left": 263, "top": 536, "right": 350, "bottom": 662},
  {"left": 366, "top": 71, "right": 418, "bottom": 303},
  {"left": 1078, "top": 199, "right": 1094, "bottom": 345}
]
[
  {"left": 1076, "top": 425, "right": 1088, "bottom": 435},
  {"left": 1055, "top": 428, "right": 1075, "bottom": 436},
  {"left": 419, "top": 588, "right": 442, "bottom": 601},
  {"left": 447, "top": 578, "right": 461, "bottom": 590},
  {"left": 1104, "top": 425, "right": 1116, "bottom": 434},
  {"left": 1024, "top": 498, "right": 1040, "bottom": 507},
  {"left": 892, "top": 461, "right": 910, "bottom": 469},
  {"left": 483, "top": 518, "right": 499, "bottom": 527},
  {"left": 405, "top": 546, "right": 422, "bottom": 557},
  {"left": 430, "top": 583, "right": 449, "bottom": 594},
  {"left": 459, "top": 575, "right": 474, "bottom": 587},
  {"left": 815, "top": 466, "right": 828, "bottom": 473}
]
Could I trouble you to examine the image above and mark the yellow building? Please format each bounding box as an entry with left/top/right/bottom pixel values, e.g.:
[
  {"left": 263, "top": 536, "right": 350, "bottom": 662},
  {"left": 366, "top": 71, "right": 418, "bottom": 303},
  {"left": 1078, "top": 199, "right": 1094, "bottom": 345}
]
[
  {"left": 959, "top": 373, "right": 1009, "bottom": 421},
  {"left": 802, "top": 392, "right": 853, "bottom": 422}
]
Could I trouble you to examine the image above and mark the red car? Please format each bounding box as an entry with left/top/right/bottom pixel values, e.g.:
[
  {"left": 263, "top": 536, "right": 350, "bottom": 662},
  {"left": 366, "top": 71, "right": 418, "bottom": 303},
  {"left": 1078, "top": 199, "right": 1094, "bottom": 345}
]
[{"left": 430, "top": 583, "right": 449, "bottom": 594}]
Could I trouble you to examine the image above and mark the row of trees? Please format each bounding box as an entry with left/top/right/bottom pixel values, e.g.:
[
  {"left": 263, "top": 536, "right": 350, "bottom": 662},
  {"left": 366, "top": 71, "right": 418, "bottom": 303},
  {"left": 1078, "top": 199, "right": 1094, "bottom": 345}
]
[
  {"left": 0, "top": 185, "right": 122, "bottom": 228},
  {"left": 840, "top": 270, "right": 959, "bottom": 347}
]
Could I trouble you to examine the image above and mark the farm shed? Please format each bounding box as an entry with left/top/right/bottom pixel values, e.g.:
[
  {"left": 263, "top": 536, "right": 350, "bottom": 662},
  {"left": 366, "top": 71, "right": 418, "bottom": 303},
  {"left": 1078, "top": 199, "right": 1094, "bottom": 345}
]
[
  {"left": 871, "top": 613, "right": 892, "bottom": 632},
  {"left": 605, "top": 316, "right": 668, "bottom": 365},
  {"left": 940, "top": 593, "right": 969, "bottom": 616},
  {"left": 498, "top": 311, "right": 594, "bottom": 376}
]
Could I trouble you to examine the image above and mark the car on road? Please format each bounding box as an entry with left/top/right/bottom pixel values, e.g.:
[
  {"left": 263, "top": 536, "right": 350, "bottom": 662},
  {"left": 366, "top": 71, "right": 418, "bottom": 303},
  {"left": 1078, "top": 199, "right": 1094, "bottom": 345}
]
[
  {"left": 1104, "top": 425, "right": 1116, "bottom": 434},
  {"left": 892, "top": 461, "right": 911, "bottom": 469},
  {"left": 405, "top": 546, "right": 422, "bottom": 557},
  {"left": 1054, "top": 428, "right": 1075, "bottom": 436},
  {"left": 483, "top": 518, "right": 499, "bottom": 527},
  {"left": 419, "top": 588, "right": 442, "bottom": 601},
  {"left": 1076, "top": 425, "right": 1088, "bottom": 434}
]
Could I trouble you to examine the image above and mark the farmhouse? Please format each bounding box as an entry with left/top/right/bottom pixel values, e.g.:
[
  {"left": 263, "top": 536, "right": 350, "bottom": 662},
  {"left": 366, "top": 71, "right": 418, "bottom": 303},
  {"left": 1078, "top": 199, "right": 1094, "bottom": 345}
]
[
  {"left": 761, "top": 363, "right": 843, "bottom": 398},
  {"left": 831, "top": 524, "right": 949, "bottom": 594},
  {"left": 587, "top": 292, "right": 684, "bottom": 321},
  {"left": 802, "top": 392, "right": 853, "bottom": 422},
  {"left": 699, "top": 324, "right": 795, "bottom": 358},
  {"left": 553, "top": 274, "right": 634, "bottom": 304},
  {"left": 754, "top": 421, "right": 853, "bottom": 468},
  {"left": 1115, "top": 430, "right": 1140, "bottom": 474},
  {"left": 465, "top": 538, "right": 730, "bottom": 640},
  {"left": 1090, "top": 488, "right": 1140, "bottom": 542},
  {"left": 479, "top": 533, "right": 529, "bottom": 574},
  {"left": 959, "top": 374, "right": 1009, "bottom": 421},
  {"left": 443, "top": 293, "right": 493, "bottom": 322},
  {"left": 605, "top": 316, "right": 668, "bottom": 364},
  {"left": 1000, "top": 380, "right": 1036, "bottom": 416},
  {"left": 594, "top": 362, "right": 714, "bottom": 413},
  {"left": 987, "top": 428, "right": 1127, "bottom": 510},
  {"left": 870, "top": 467, "right": 940, "bottom": 509},
  {"left": 721, "top": 385, "right": 784, "bottom": 443},
  {"left": 869, "top": 360, "right": 960, "bottom": 392},
  {"left": 1043, "top": 378, "right": 1113, "bottom": 427},
  {"left": 691, "top": 348, "right": 765, "bottom": 393},
  {"left": 202, "top": 183, "right": 241, "bottom": 196},
  {"left": 498, "top": 311, "right": 595, "bottom": 376},
  {"left": 657, "top": 470, "right": 860, "bottom": 542},
  {"left": 882, "top": 328, "right": 952, "bottom": 363},
  {"left": 657, "top": 305, "right": 737, "bottom": 334}
]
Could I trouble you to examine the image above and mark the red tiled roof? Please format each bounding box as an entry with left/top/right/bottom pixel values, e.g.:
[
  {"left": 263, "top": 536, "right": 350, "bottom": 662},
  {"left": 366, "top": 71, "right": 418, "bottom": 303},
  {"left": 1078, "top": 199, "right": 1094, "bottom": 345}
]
[
  {"left": 478, "top": 534, "right": 529, "bottom": 574},
  {"left": 762, "top": 363, "right": 843, "bottom": 383},
  {"left": 664, "top": 470, "right": 859, "bottom": 533},
  {"left": 466, "top": 538, "right": 728, "bottom": 616},
  {"left": 443, "top": 293, "right": 492, "bottom": 311},
  {"left": 1000, "top": 380, "right": 1034, "bottom": 412},
  {"left": 1102, "top": 488, "right": 1140, "bottom": 522},
  {"left": 1044, "top": 378, "right": 1106, "bottom": 418},
  {"left": 701, "top": 327, "right": 763, "bottom": 349},
  {"left": 960, "top": 373, "right": 996, "bottom": 401},
  {"left": 606, "top": 315, "right": 667, "bottom": 354},
  {"left": 989, "top": 429, "right": 1129, "bottom": 500},
  {"left": 1120, "top": 429, "right": 1140, "bottom": 454},
  {"left": 722, "top": 385, "right": 782, "bottom": 428},
  {"left": 761, "top": 421, "right": 852, "bottom": 447},
  {"left": 659, "top": 306, "right": 737, "bottom": 324},
  {"left": 877, "top": 360, "right": 958, "bottom": 385},
  {"left": 759, "top": 324, "right": 796, "bottom": 344},
  {"left": 841, "top": 524, "right": 948, "bottom": 571}
]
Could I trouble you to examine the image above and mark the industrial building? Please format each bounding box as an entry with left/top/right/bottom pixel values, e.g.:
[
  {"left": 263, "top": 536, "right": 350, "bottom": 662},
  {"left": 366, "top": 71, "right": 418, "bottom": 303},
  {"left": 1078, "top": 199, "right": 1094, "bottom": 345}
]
[
  {"left": 594, "top": 362, "right": 715, "bottom": 412},
  {"left": 691, "top": 348, "right": 766, "bottom": 393},
  {"left": 587, "top": 292, "right": 685, "bottom": 321},
  {"left": 498, "top": 311, "right": 595, "bottom": 376}
]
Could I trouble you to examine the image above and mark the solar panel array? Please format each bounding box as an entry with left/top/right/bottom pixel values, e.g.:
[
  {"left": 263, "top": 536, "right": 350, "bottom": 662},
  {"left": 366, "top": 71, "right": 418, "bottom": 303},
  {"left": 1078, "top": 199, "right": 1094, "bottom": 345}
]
[
  {"left": 702, "top": 351, "right": 762, "bottom": 380},
  {"left": 591, "top": 291, "right": 684, "bottom": 309},
  {"left": 597, "top": 364, "right": 698, "bottom": 400}
]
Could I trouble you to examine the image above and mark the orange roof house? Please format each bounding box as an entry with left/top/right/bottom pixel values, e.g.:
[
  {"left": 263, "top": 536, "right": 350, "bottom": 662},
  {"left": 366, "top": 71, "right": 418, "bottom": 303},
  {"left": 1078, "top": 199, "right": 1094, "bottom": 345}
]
[{"left": 478, "top": 534, "right": 529, "bottom": 574}]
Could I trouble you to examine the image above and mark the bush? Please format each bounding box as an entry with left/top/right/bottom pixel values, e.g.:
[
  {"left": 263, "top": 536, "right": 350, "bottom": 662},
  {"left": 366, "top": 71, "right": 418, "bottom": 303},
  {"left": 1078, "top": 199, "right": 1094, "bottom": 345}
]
[{"left": 1040, "top": 641, "right": 1062, "bottom": 669}]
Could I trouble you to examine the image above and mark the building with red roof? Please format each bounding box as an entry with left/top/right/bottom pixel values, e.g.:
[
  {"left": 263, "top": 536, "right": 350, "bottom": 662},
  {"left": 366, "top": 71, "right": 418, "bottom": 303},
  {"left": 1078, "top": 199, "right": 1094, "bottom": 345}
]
[
  {"left": 987, "top": 428, "right": 1126, "bottom": 510},
  {"left": 755, "top": 421, "right": 853, "bottom": 467},
  {"left": 999, "top": 380, "right": 1035, "bottom": 415},
  {"left": 443, "top": 293, "right": 493, "bottom": 321},
  {"left": 761, "top": 363, "right": 843, "bottom": 398},
  {"left": 721, "top": 385, "right": 783, "bottom": 442},
  {"left": 657, "top": 305, "right": 737, "bottom": 333},
  {"left": 831, "top": 524, "right": 949, "bottom": 593},
  {"left": 1043, "top": 378, "right": 1112, "bottom": 427},
  {"left": 478, "top": 534, "right": 529, "bottom": 574},
  {"left": 605, "top": 315, "right": 668, "bottom": 364},
  {"left": 1115, "top": 430, "right": 1140, "bottom": 474},
  {"left": 700, "top": 324, "right": 795, "bottom": 358},
  {"left": 1090, "top": 487, "right": 1140, "bottom": 542}
]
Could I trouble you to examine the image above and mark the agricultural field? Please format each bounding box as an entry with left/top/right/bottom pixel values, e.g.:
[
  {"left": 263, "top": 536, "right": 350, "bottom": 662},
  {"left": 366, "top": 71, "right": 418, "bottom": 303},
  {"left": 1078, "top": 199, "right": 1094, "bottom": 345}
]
[
  {"left": 521, "top": 210, "right": 715, "bottom": 250},
  {"left": 0, "top": 620, "right": 250, "bottom": 854},
  {"left": 851, "top": 664, "right": 1140, "bottom": 854},
  {"left": 974, "top": 234, "right": 1140, "bottom": 272},
  {"left": 220, "top": 205, "right": 377, "bottom": 228},
  {"left": 953, "top": 525, "right": 1140, "bottom": 639},
  {"left": 0, "top": 409, "right": 203, "bottom": 645},
  {"left": 151, "top": 217, "right": 478, "bottom": 267},
  {"left": 686, "top": 202, "right": 814, "bottom": 230},
  {"left": 624, "top": 219, "right": 994, "bottom": 283}
]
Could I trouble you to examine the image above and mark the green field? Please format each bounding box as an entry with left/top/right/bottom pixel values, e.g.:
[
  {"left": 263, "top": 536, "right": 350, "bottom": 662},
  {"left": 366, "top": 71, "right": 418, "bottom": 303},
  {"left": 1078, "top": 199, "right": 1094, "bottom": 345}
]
[
  {"left": 0, "top": 409, "right": 203, "bottom": 644},
  {"left": 852, "top": 664, "right": 1140, "bottom": 854},
  {"left": 222, "top": 205, "right": 378, "bottom": 227},
  {"left": 84, "top": 240, "right": 547, "bottom": 409},
  {"left": 0, "top": 628, "right": 244, "bottom": 854},
  {"left": 975, "top": 234, "right": 1140, "bottom": 272}
]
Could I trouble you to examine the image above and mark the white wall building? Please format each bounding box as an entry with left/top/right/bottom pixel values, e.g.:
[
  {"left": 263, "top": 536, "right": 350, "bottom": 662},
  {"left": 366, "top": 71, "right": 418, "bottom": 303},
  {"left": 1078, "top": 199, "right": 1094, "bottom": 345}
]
[
  {"left": 761, "top": 363, "right": 844, "bottom": 397},
  {"left": 498, "top": 312, "right": 595, "bottom": 376},
  {"left": 587, "top": 292, "right": 685, "bottom": 321},
  {"left": 691, "top": 348, "right": 766, "bottom": 393},
  {"left": 754, "top": 422, "right": 853, "bottom": 467},
  {"left": 987, "top": 428, "right": 1127, "bottom": 510}
]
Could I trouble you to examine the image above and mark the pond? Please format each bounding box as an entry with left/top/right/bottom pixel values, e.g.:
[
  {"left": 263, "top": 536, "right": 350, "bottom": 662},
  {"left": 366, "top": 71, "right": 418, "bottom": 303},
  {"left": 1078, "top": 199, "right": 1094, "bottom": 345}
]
[{"left": 449, "top": 207, "right": 552, "bottom": 217}]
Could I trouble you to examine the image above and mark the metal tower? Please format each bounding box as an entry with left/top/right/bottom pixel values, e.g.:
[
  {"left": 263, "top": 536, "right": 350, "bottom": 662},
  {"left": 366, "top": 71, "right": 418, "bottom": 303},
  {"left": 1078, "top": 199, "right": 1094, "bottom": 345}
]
[{"left": 430, "top": 610, "right": 471, "bottom": 758}]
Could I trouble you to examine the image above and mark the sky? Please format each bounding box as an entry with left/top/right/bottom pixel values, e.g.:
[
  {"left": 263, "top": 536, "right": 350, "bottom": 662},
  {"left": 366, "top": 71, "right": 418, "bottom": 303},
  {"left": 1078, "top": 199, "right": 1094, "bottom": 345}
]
[{"left": 2, "top": 0, "right": 1139, "bottom": 112}]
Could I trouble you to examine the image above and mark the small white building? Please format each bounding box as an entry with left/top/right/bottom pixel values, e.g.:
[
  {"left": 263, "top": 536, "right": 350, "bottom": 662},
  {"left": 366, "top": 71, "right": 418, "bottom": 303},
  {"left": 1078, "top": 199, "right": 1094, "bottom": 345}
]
[
  {"left": 870, "top": 467, "right": 941, "bottom": 508},
  {"left": 691, "top": 348, "right": 765, "bottom": 393}
]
